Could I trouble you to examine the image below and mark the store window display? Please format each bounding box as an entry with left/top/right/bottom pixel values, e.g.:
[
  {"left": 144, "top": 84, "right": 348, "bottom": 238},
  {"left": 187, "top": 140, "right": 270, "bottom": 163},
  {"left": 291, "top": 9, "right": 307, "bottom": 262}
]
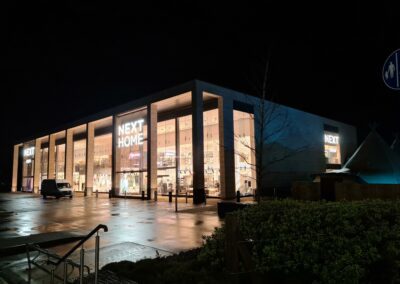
[
  {"left": 94, "top": 133, "right": 112, "bottom": 192},
  {"left": 324, "top": 131, "right": 341, "bottom": 165},
  {"left": 55, "top": 144, "right": 65, "bottom": 179},
  {"left": 73, "top": 139, "right": 86, "bottom": 191},
  {"left": 157, "top": 119, "right": 176, "bottom": 194},
  {"left": 115, "top": 108, "right": 147, "bottom": 196},
  {"left": 178, "top": 115, "right": 193, "bottom": 195},
  {"left": 234, "top": 110, "right": 256, "bottom": 196},
  {"left": 203, "top": 109, "right": 220, "bottom": 197},
  {"left": 40, "top": 147, "right": 48, "bottom": 190}
]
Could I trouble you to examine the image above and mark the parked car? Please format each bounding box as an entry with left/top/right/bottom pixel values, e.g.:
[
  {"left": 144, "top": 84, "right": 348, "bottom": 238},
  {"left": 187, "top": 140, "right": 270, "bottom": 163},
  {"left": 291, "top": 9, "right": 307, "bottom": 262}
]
[{"left": 41, "top": 179, "right": 73, "bottom": 199}]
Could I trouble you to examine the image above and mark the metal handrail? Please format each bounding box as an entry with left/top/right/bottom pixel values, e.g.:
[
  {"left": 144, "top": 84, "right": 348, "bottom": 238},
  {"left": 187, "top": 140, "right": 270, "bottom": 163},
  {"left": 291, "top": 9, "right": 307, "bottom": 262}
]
[
  {"left": 25, "top": 224, "right": 108, "bottom": 283},
  {"left": 55, "top": 224, "right": 108, "bottom": 266},
  {"left": 26, "top": 243, "right": 91, "bottom": 283}
]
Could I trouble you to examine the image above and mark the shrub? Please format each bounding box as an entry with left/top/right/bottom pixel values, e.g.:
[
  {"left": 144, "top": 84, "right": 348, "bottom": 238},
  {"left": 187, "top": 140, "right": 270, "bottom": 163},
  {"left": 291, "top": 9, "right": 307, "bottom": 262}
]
[
  {"left": 220, "top": 200, "right": 400, "bottom": 283},
  {"left": 197, "top": 226, "right": 226, "bottom": 270},
  {"left": 104, "top": 200, "right": 400, "bottom": 283},
  {"left": 102, "top": 248, "right": 230, "bottom": 284}
]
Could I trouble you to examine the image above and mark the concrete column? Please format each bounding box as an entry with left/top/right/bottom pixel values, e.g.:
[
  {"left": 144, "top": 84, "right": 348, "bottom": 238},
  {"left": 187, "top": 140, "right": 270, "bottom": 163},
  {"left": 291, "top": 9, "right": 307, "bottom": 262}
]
[
  {"left": 33, "top": 139, "right": 41, "bottom": 194},
  {"left": 48, "top": 134, "right": 56, "bottom": 179},
  {"left": 192, "top": 86, "right": 205, "bottom": 204},
  {"left": 65, "top": 129, "right": 74, "bottom": 185},
  {"left": 85, "top": 122, "right": 95, "bottom": 196},
  {"left": 175, "top": 118, "right": 180, "bottom": 195},
  {"left": 112, "top": 116, "right": 118, "bottom": 194},
  {"left": 218, "top": 97, "right": 236, "bottom": 200},
  {"left": 11, "top": 144, "right": 21, "bottom": 192},
  {"left": 253, "top": 101, "right": 264, "bottom": 194},
  {"left": 249, "top": 113, "right": 256, "bottom": 190},
  {"left": 147, "top": 103, "right": 158, "bottom": 200}
]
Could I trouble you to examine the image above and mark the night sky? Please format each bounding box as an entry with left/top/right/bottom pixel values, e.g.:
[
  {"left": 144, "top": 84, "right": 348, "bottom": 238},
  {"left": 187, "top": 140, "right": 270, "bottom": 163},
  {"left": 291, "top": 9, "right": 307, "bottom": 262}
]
[{"left": 3, "top": 1, "right": 400, "bottom": 188}]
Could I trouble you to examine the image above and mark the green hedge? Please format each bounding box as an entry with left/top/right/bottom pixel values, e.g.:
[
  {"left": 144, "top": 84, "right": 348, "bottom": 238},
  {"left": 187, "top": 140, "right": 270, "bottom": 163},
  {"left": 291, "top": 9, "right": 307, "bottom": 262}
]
[
  {"left": 200, "top": 200, "right": 400, "bottom": 283},
  {"left": 104, "top": 200, "right": 400, "bottom": 283},
  {"left": 102, "top": 248, "right": 229, "bottom": 284}
]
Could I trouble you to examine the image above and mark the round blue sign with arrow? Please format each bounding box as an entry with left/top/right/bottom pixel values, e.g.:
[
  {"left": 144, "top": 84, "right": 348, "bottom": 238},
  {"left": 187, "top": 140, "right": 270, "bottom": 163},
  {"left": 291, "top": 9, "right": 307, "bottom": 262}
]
[{"left": 383, "top": 49, "right": 400, "bottom": 90}]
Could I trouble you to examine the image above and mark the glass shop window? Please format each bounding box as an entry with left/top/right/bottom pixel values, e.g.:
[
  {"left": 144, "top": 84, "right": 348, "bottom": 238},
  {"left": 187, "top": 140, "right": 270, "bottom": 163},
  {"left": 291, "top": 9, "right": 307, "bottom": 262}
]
[{"left": 324, "top": 131, "right": 341, "bottom": 164}]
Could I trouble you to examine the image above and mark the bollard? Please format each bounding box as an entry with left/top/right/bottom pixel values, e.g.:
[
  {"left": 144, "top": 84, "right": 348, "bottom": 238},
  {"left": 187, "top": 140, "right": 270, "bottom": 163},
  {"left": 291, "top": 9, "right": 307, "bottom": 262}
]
[
  {"left": 236, "top": 190, "right": 241, "bottom": 203},
  {"left": 185, "top": 191, "right": 188, "bottom": 203},
  {"left": 124, "top": 191, "right": 127, "bottom": 199},
  {"left": 141, "top": 190, "right": 145, "bottom": 200},
  {"left": 168, "top": 191, "right": 172, "bottom": 203},
  {"left": 154, "top": 190, "right": 158, "bottom": 201},
  {"left": 96, "top": 190, "right": 98, "bottom": 198}
]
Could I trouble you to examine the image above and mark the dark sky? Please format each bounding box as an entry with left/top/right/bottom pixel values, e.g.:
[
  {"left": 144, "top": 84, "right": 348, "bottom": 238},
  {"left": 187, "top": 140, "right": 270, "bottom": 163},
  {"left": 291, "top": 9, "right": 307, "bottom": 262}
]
[{"left": 2, "top": 1, "right": 400, "bottom": 186}]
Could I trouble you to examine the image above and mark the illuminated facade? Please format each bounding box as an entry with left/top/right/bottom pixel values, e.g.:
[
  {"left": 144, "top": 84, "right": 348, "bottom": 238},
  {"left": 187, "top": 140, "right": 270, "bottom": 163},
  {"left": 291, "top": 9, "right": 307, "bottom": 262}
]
[{"left": 11, "top": 81, "right": 357, "bottom": 202}]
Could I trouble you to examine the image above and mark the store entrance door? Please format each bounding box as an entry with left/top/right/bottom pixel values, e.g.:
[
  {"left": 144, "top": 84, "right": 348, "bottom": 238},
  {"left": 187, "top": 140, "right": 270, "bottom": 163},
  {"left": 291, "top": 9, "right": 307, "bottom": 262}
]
[
  {"left": 119, "top": 172, "right": 146, "bottom": 196},
  {"left": 73, "top": 172, "right": 86, "bottom": 193},
  {"left": 157, "top": 168, "right": 176, "bottom": 195}
]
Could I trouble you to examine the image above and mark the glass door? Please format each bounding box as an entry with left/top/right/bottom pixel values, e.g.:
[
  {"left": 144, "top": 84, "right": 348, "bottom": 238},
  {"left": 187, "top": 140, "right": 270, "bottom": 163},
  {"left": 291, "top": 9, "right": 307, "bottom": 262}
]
[
  {"left": 119, "top": 172, "right": 146, "bottom": 195},
  {"left": 157, "top": 119, "right": 176, "bottom": 195}
]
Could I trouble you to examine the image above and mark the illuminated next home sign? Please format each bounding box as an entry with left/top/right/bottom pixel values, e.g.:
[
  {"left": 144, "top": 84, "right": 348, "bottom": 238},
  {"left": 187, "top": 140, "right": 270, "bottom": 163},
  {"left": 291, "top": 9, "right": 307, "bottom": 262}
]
[
  {"left": 117, "top": 119, "right": 145, "bottom": 148},
  {"left": 23, "top": 147, "right": 35, "bottom": 157},
  {"left": 324, "top": 134, "right": 339, "bottom": 145}
]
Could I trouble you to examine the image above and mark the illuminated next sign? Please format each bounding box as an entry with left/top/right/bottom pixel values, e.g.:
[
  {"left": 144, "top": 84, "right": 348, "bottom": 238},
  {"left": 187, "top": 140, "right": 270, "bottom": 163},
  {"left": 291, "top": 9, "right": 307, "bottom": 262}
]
[
  {"left": 23, "top": 147, "right": 35, "bottom": 157},
  {"left": 117, "top": 119, "right": 145, "bottom": 148},
  {"left": 324, "top": 134, "right": 339, "bottom": 145}
]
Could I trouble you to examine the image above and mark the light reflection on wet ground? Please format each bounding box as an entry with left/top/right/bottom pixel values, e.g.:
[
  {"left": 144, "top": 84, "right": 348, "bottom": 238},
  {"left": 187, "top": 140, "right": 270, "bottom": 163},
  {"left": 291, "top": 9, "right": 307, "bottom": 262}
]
[{"left": 0, "top": 193, "right": 222, "bottom": 254}]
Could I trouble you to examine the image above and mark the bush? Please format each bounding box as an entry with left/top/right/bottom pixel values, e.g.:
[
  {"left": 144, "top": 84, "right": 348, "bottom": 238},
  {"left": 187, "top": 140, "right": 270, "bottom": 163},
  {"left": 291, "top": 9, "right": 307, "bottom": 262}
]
[
  {"left": 102, "top": 248, "right": 229, "bottom": 284},
  {"left": 200, "top": 200, "right": 400, "bottom": 283},
  {"left": 104, "top": 200, "right": 400, "bottom": 283}
]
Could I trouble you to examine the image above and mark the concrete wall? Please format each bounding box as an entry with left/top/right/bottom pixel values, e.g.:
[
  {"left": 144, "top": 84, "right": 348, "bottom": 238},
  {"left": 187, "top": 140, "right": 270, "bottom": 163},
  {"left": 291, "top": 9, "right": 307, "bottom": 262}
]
[
  {"left": 292, "top": 181, "right": 400, "bottom": 201},
  {"left": 259, "top": 103, "right": 357, "bottom": 189},
  {"left": 335, "top": 183, "right": 400, "bottom": 200},
  {"left": 292, "top": 181, "right": 321, "bottom": 201}
]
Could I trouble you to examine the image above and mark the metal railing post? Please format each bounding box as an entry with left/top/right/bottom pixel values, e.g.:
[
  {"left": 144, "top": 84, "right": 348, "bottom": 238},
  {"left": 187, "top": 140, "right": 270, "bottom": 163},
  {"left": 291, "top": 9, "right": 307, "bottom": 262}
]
[
  {"left": 26, "top": 244, "right": 31, "bottom": 284},
  {"left": 80, "top": 247, "right": 85, "bottom": 284},
  {"left": 95, "top": 233, "right": 100, "bottom": 284},
  {"left": 63, "top": 260, "right": 68, "bottom": 284},
  {"left": 96, "top": 189, "right": 99, "bottom": 198},
  {"left": 51, "top": 269, "right": 55, "bottom": 284},
  {"left": 185, "top": 191, "right": 188, "bottom": 203}
]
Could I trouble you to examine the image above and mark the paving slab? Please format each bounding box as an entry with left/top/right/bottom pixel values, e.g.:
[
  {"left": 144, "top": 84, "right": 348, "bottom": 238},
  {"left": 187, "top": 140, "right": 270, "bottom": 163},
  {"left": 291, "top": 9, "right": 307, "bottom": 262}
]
[{"left": 0, "top": 192, "right": 221, "bottom": 254}]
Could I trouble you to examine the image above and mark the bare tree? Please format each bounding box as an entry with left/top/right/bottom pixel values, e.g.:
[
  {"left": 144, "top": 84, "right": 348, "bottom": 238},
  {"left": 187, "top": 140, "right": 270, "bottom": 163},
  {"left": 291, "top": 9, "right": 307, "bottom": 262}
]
[{"left": 233, "top": 55, "right": 307, "bottom": 203}]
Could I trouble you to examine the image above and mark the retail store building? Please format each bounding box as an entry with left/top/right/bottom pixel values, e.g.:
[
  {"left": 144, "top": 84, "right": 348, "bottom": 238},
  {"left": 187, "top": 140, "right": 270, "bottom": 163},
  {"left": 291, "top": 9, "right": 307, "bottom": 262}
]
[{"left": 11, "top": 80, "right": 357, "bottom": 203}]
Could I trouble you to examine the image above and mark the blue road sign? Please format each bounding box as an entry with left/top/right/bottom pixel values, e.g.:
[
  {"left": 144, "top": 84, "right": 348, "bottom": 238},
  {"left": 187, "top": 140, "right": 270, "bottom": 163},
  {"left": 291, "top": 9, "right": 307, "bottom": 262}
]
[{"left": 383, "top": 49, "right": 400, "bottom": 91}]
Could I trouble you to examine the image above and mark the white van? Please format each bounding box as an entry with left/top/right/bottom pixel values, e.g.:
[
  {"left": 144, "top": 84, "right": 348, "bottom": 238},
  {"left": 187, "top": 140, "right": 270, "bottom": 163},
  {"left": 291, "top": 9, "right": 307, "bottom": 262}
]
[{"left": 41, "top": 179, "right": 73, "bottom": 199}]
